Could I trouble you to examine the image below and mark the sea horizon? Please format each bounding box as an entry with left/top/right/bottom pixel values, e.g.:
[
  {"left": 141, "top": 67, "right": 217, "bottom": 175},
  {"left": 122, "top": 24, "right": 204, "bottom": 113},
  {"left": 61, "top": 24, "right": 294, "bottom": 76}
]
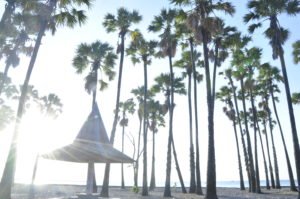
[{"left": 15, "top": 179, "right": 294, "bottom": 188}]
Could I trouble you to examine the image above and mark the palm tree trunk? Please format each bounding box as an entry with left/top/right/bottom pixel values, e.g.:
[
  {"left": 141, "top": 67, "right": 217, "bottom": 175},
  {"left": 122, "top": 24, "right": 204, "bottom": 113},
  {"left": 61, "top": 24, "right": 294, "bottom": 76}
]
[
  {"left": 265, "top": 96, "right": 281, "bottom": 189},
  {"left": 121, "top": 121, "right": 125, "bottom": 189},
  {"left": 212, "top": 38, "right": 220, "bottom": 114},
  {"left": 171, "top": 135, "right": 187, "bottom": 193},
  {"left": 278, "top": 49, "right": 300, "bottom": 198},
  {"left": 263, "top": 119, "right": 275, "bottom": 189},
  {"left": 269, "top": 82, "right": 297, "bottom": 191},
  {"left": 91, "top": 70, "right": 98, "bottom": 194},
  {"left": 164, "top": 54, "right": 174, "bottom": 197},
  {"left": 240, "top": 78, "right": 256, "bottom": 193},
  {"left": 189, "top": 38, "right": 203, "bottom": 195},
  {"left": 269, "top": 122, "right": 280, "bottom": 189},
  {"left": 134, "top": 117, "right": 143, "bottom": 187},
  {"left": 228, "top": 75, "right": 250, "bottom": 189},
  {"left": 149, "top": 130, "right": 156, "bottom": 190},
  {"left": 202, "top": 28, "right": 217, "bottom": 199},
  {"left": 101, "top": 33, "right": 125, "bottom": 197},
  {"left": 0, "top": 17, "right": 49, "bottom": 199},
  {"left": 187, "top": 71, "right": 196, "bottom": 193},
  {"left": 164, "top": 91, "right": 172, "bottom": 197},
  {"left": 249, "top": 86, "right": 261, "bottom": 193},
  {"left": 142, "top": 60, "right": 148, "bottom": 196},
  {"left": 257, "top": 120, "right": 270, "bottom": 189},
  {"left": 28, "top": 155, "right": 39, "bottom": 199},
  {"left": 232, "top": 119, "right": 245, "bottom": 190}
]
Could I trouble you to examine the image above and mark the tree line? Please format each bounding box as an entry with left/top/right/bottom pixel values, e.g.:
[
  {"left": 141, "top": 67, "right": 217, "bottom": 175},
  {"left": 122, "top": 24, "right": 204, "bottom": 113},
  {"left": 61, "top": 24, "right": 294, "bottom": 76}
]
[{"left": 0, "top": 1, "right": 299, "bottom": 199}]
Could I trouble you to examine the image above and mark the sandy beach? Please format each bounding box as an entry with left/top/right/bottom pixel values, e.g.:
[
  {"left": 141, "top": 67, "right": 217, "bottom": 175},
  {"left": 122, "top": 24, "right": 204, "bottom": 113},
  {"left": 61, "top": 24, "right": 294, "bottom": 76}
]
[{"left": 11, "top": 184, "right": 298, "bottom": 199}]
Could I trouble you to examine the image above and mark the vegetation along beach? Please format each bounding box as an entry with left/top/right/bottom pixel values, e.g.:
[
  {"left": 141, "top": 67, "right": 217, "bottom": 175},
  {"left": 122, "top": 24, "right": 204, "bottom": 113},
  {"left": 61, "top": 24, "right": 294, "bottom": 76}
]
[{"left": 0, "top": 0, "right": 300, "bottom": 199}]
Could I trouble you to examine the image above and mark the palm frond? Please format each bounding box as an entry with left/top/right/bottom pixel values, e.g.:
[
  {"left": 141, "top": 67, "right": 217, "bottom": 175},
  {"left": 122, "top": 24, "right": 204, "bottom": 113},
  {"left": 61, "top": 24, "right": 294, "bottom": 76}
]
[{"left": 292, "top": 40, "right": 300, "bottom": 64}]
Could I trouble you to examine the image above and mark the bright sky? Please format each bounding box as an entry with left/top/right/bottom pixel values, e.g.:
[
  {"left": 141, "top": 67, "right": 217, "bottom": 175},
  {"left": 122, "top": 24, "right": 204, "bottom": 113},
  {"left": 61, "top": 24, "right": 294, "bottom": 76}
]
[{"left": 0, "top": 0, "right": 300, "bottom": 187}]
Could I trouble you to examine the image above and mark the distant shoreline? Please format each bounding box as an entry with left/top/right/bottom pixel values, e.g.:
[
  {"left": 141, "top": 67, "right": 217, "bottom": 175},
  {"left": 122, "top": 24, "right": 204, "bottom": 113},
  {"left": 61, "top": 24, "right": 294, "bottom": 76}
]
[{"left": 12, "top": 183, "right": 299, "bottom": 199}]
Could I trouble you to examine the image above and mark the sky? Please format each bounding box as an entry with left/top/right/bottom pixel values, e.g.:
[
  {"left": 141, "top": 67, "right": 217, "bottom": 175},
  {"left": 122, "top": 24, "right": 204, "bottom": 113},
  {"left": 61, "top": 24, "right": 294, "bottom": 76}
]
[{"left": 0, "top": 0, "right": 300, "bottom": 188}]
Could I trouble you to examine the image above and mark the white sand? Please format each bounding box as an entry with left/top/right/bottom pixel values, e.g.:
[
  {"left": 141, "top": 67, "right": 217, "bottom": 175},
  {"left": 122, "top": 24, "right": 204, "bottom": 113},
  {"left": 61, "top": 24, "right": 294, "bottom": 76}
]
[{"left": 12, "top": 184, "right": 299, "bottom": 199}]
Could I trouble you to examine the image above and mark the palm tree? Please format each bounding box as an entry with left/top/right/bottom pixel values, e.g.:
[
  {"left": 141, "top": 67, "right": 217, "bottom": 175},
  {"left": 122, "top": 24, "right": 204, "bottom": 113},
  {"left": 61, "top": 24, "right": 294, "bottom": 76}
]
[
  {"left": 174, "top": 50, "right": 202, "bottom": 193},
  {"left": 264, "top": 92, "right": 281, "bottom": 189},
  {"left": 231, "top": 52, "right": 256, "bottom": 193},
  {"left": 73, "top": 40, "right": 117, "bottom": 193},
  {"left": 0, "top": 1, "right": 90, "bottom": 198},
  {"left": 0, "top": 6, "right": 40, "bottom": 95},
  {"left": 119, "top": 98, "right": 135, "bottom": 189},
  {"left": 216, "top": 85, "right": 245, "bottom": 191},
  {"left": 245, "top": 1, "right": 300, "bottom": 196},
  {"left": 223, "top": 33, "right": 252, "bottom": 190},
  {"left": 174, "top": 51, "right": 200, "bottom": 193},
  {"left": 173, "top": 16, "right": 204, "bottom": 194},
  {"left": 151, "top": 73, "right": 187, "bottom": 195},
  {"left": 148, "top": 8, "right": 186, "bottom": 197},
  {"left": 127, "top": 30, "right": 157, "bottom": 195},
  {"left": 147, "top": 99, "right": 166, "bottom": 191},
  {"left": 256, "top": 109, "right": 270, "bottom": 190},
  {"left": 101, "top": 8, "right": 142, "bottom": 197},
  {"left": 244, "top": 47, "right": 263, "bottom": 193},
  {"left": 73, "top": 41, "right": 117, "bottom": 92},
  {"left": 225, "top": 69, "right": 249, "bottom": 191},
  {"left": 171, "top": 1, "right": 235, "bottom": 197},
  {"left": 258, "top": 63, "right": 297, "bottom": 191}
]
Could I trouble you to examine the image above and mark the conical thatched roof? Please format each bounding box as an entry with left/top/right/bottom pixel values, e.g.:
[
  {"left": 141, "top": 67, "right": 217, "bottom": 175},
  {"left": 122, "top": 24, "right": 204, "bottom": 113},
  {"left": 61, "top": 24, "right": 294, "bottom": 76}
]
[{"left": 41, "top": 103, "right": 133, "bottom": 163}]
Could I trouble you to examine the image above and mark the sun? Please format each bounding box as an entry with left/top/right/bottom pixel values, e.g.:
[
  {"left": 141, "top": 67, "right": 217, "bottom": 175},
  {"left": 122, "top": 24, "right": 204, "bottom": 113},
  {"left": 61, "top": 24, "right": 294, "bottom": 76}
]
[{"left": 14, "top": 107, "right": 76, "bottom": 184}]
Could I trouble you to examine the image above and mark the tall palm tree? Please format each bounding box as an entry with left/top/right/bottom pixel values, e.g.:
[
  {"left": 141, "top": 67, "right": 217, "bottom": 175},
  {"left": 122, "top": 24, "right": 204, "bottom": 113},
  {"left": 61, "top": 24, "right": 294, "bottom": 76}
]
[
  {"left": 0, "top": 5, "right": 40, "bottom": 95},
  {"left": 101, "top": 8, "right": 142, "bottom": 197},
  {"left": 171, "top": 1, "right": 235, "bottom": 197},
  {"left": 174, "top": 50, "right": 202, "bottom": 193},
  {"left": 258, "top": 63, "right": 297, "bottom": 191},
  {"left": 245, "top": 1, "right": 300, "bottom": 196},
  {"left": 151, "top": 73, "right": 187, "bottom": 195},
  {"left": 223, "top": 33, "right": 252, "bottom": 190},
  {"left": 147, "top": 99, "right": 166, "bottom": 191},
  {"left": 225, "top": 69, "right": 249, "bottom": 191},
  {"left": 216, "top": 85, "right": 245, "bottom": 191},
  {"left": 0, "top": 1, "right": 90, "bottom": 198},
  {"left": 264, "top": 92, "right": 281, "bottom": 189},
  {"left": 255, "top": 109, "right": 271, "bottom": 190},
  {"left": 148, "top": 8, "right": 185, "bottom": 197},
  {"left": 119, "top": 98, "right": 135, "bottom": 189},
  {"left": 127, "top": 30, "right": 157, "bottom": 196},
  {"left": 244, "top": 47, "right": 263, "bottom": 193},
  {"left": 231, "top": 51, "right": 256, "bottom": 192},
  {"left": 73, "top": 40, "right": 117, "bottom": 193},
  {"left": 173, "top": 16, "right": 204, "bottom": 194}
]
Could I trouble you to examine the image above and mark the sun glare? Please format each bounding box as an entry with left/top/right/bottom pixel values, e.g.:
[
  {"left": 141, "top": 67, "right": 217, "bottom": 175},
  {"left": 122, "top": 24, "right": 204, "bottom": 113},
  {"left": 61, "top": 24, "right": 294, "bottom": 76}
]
[{"left": 15, "top": 107, "right": 76, "bottom": 184}]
